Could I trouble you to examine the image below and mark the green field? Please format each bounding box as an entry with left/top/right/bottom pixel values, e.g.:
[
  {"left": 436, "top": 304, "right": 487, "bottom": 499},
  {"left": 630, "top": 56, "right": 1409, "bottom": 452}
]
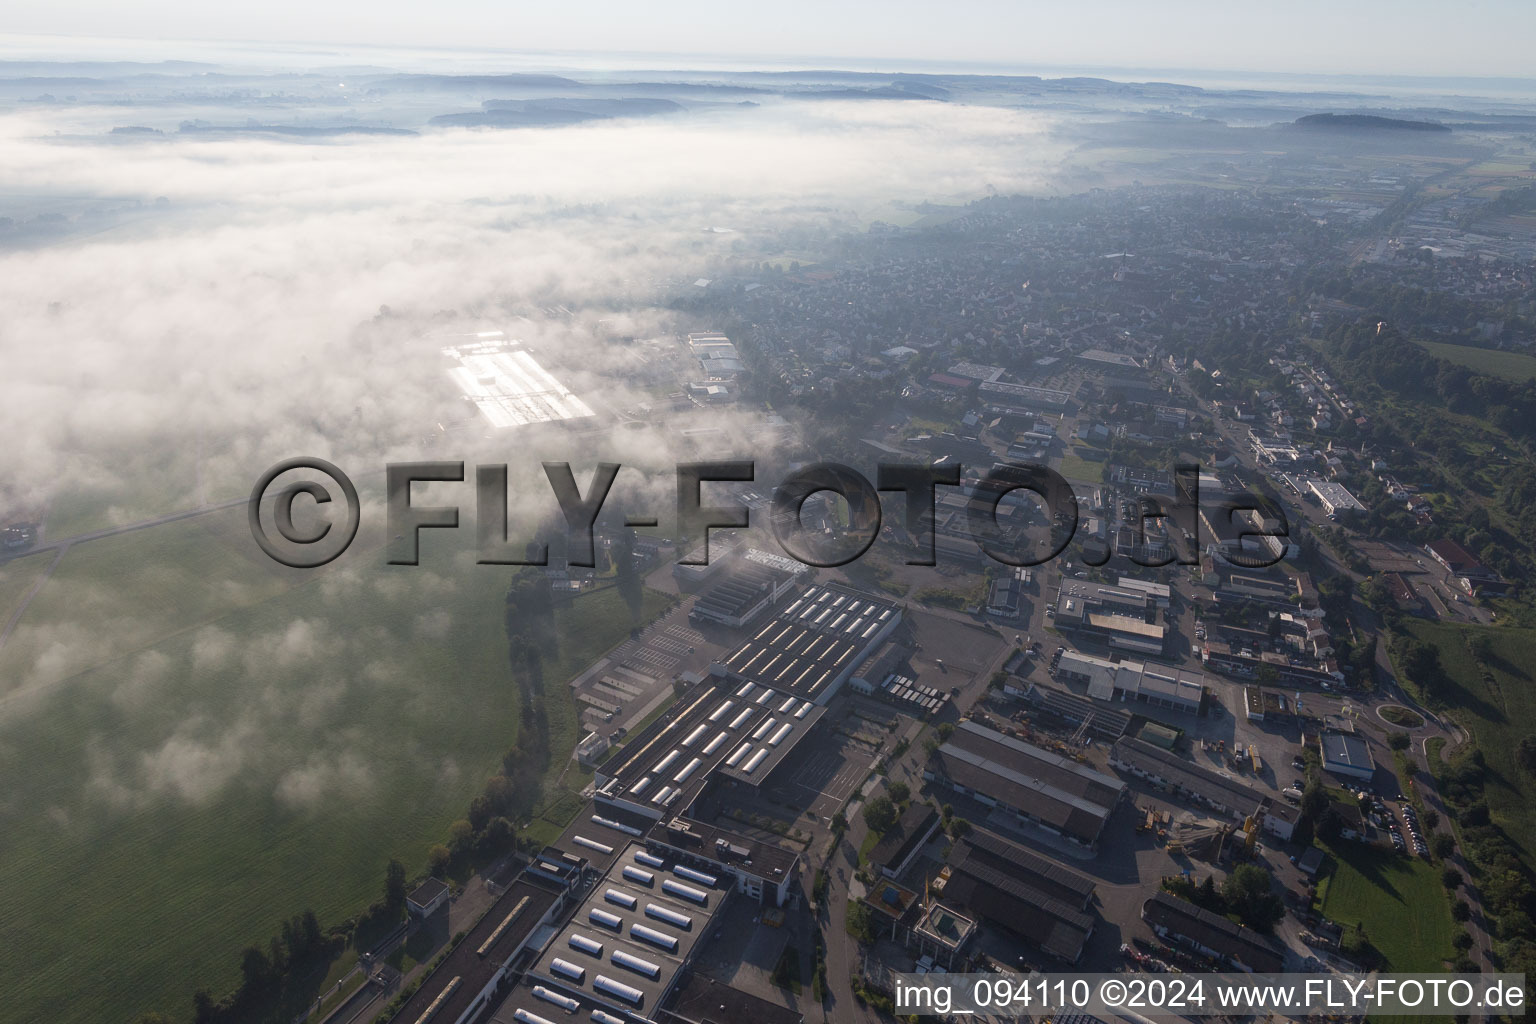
[
  {"left": 0, "top": 551, "right": 55, "bottom": 634},
  {"left": 1315, "top": 840, "right": 1457, "bottom": 970},
  {"left": 0, "top": 507, "right": 664, "bottom": 1024},
  {"left": 1414, "top": 340, "right": 1536, "bottom": 384},
  {"left": 1397, "top": 619, "right": 1536, "bottom": 875},
  {"left": 1056, "top": 448, "right": 1106, "bottom": 484}
]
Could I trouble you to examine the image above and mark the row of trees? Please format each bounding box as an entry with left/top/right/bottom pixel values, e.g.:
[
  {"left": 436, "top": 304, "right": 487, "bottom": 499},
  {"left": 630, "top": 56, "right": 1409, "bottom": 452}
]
[
  {"left": 1164, "top": 863, "right": 1285, "bottom": 933},
  {"left": 1434, "top": 748, "right": 1536, "bottom": 977}
]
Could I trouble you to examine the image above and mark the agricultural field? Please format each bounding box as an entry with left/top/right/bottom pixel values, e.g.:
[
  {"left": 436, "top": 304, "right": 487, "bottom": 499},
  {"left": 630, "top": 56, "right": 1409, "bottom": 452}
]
[
  {"left": 1398, "top": 619, "right": 1536, "bottom": 876},
  {"left": 0, "top": 551, "right": 54, "bottom": 635},
  {"left": 0, "top": 507, "right": 662, "bottom": 1024},
  {"left": 1414, "top": 340, "right": 1536, "bottom": 384},
  {"left": 1315, "top": 840, "right": 1457, "bottom": 971}
]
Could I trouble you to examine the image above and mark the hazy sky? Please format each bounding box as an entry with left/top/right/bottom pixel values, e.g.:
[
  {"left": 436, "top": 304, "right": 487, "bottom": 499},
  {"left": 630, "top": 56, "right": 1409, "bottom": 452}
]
[{"left": 5, "top": 0, "right": 1535, "bottom": 80}]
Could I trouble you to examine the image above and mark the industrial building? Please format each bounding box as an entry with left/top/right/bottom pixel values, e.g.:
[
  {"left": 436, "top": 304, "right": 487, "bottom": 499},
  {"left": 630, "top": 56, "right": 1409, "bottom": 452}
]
[
  {"left": 687, "top": 331, "right": 745, "bottom": 381},
  {"left": 1109, "top": 738, "right": 1291, "bottom": 842},
  {"left": 443, "top": 334, "right": 596, "bottom": 429},
  {"left": 1018, "top": 681, "right": 1132, "bottom": 739},
  {"left": 524, "top": 842, "right": 731, "bottom": 1019},
  {"left": 386, "top": 872, "right": 572, "bottom": 1024},
  {"left": 937, "top": 828, "right": 1098, "bottom": 962},
  {"left": 1142, "top": 892, "right": 1286, "bottom": 972},
  {"left": 1306, "top": 479, "right": 1366, "bottom": 515},
  {"left": 1200, "top": 640, "right": 1344, "bottom": 688},
  {"left": 1319, "top": 726, "right": 1376, "bottom": 781},
  {"left": 688, "top": 557, "right": 802, "bottom": 628},
  {"left": 925, "top": 720, "right": 1126, "bottom": 850},
  {"left": 593, "top": 680, "right": 826, "bottom": 823},
  {"left": 1053, "top": 649, "right": 1205, "bottom": 715},
  {"left": 1052, "top": 582, "right": 1167, "bottom": 656},
  {"left": 715, "top": 583, "right": 902, "bottom": 704},
  {"left": 869, "top": 803, "right": 942, "bottom": 880},
  {"left": 1116, "top": 576, "right": 1171, "bottom": 607},
  {"left": 977, "top": 379, "right": 1073, "bottom": 413}
]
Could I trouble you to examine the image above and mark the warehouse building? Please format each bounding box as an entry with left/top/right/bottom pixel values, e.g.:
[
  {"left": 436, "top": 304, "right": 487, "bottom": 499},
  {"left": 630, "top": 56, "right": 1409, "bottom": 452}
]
[
  {"left": 715, "top": 583, "right": 901, "bottom": 704},
  {"left": 593, "top": 681, "right": 826, "bottom": 821},
  {"left": 925, "top": 720, "right": 1126, "bottom": 850},
  {"left": 1319, "top": 726, "right": 1376, "bottom": 781},
  {"left": 1142, "top": 892, "right": 1286, "bottom": 972},
  {"left": 443, "top": 334, "right": 596, "bottom": 429},
  {"left": 1053, "top": 649, "right": 1204, "bottom": 715},
  {"left": 525, "top": 842, "right": 731, "bottom": 1019},
  {"left": 869, "top": 802, "right": 942, "bottom": 880},
  {"left": 1306, "top": 479, "right": 1365, "bottom": 516},
  {"left": 938, "top": 828, "right": 1098, "bottom": 962},
  {"left": 1053, "top": 582, "right": 1167, "bottom": 656},
  {"left": 977, "top": 379, "right": 1073, "bottom": 413},
  {"left": 688, "top": 560, "right": 799, "bottom": 628},
  {"left": 1109, "top": 738, "right": 1291, "bottom": 841},
  {"left": 387, "top": 872, "right": 571, "bottom": 1024},
  {"left": 950, "top": 828, "right": 1096, "bottom": 909},
  {"left": 1019, "top": 681, "right": 1132, "bottom": 739}
]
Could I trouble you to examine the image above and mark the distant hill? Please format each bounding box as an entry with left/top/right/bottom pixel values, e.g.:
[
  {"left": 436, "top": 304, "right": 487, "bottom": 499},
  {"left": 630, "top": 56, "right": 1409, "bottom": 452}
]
[
  {"left": 430, "top": 97, "right": 683, "bottom": 128},
  {"left": 1293, "top": 113, "right": 1450, "bottom": 132}
]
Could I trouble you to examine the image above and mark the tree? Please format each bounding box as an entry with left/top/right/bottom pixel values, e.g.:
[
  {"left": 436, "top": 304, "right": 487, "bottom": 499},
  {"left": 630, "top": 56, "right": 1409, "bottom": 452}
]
[
  {"left": 239, "top": 945, "right": 275, "bottom": 994},
  {"left": 1433, "top": 833, "right": 1457, "bottom": 859},
  {"left": 830, "top": 811, "right": 848, "bottom": 833},
  {"left": 1197, "top": 874, "right": 1221, "bottom": 910},
  {"left": 1453, "top": 899, "right": 1472, "bottom": 922},
  {"left": 614, "top": 528, "right": 644, "bottom": 621},
  {"left": 1388, "top": 731, "right": 1411, "bottom": 751},
  {"left": 482, "top": 816, "right": 516, "bottom": 853},
  {"left": 949, "top": 817, "right": 972, "bottom": 839},
  {"left": 1443, "top": 867, "right": 1463, "bottom": 890},
  {"left": 863, "top": 795, "right": 898, "bottom": 835},
  {"left": 888, "top": 781, "right": 911, "bottom": 804},
  {"left": 1222, "top": 863, "right": 1285, "bottom": 932},
  {"left": 385, "top": 858, "right": 408, "bottom": 911},
  {"left": 1517, "top": 735, "right": 1536, "bottom": 775},
  {"left": 427, "top": 844, "right": 452, "bottom": 877},
  {"left": 845, "top": 903, "right": 876, "bottom": 945}
]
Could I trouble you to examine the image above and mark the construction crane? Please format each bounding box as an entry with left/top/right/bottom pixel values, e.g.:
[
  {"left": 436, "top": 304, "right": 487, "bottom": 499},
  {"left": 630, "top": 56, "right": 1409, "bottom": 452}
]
[
  {"left": 1069, "top": 712, "right": 1093, "bottom": 748},
  {"left": 1242, "top": 804, "right": 1267, "bottom": 859}
]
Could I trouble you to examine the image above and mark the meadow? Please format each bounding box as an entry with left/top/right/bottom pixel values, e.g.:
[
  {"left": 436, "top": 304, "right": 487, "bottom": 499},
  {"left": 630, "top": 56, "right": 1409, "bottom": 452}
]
[
  {"left": 1414, "top": 340, "right": 1536, "bottom": 384},
  {"left": 1398, "top": 619, "right": 1536, "bottom": 876},
  {"left": 0, "top": 506, "right": 659, "bottom": 1024},
  {"left": 1315, "top": 839, "right": 1457, "bottom": 971}
]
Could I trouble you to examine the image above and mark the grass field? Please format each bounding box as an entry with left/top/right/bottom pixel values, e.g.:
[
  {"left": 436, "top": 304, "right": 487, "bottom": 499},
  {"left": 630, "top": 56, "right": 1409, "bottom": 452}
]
[
  {"left": 1315, "top": 840, "right": 1456, "bottom": 971},
  {"left": 1056, "top": 448, "right": 1105, "bottom": 484},
  {"left": 0, "top": 506, "right": 665, "bottom": 1024},
  {"left": 1414, "top": 340, "right": 1536, "bottom": 383},
  {"left": 1396, "top": 619, "right": 1536, "bottom": 876},
  {"left": 0, "top": 551, "right": 55, "bottom": 633}
]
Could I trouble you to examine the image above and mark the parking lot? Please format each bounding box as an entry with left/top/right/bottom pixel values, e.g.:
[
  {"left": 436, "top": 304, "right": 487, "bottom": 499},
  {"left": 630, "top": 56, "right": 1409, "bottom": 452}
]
[
  {"left": 768, "top": 714, "right": 880, "bottom": 822},
  {"left": 569, "top": 601, "right": 728, "bottom": 738}
]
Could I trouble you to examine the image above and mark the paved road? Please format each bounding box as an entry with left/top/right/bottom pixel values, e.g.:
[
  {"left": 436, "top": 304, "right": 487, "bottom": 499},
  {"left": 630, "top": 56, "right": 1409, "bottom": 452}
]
[{"left": 1186, "top": 382, "right": 1497, "bottom": 975}]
